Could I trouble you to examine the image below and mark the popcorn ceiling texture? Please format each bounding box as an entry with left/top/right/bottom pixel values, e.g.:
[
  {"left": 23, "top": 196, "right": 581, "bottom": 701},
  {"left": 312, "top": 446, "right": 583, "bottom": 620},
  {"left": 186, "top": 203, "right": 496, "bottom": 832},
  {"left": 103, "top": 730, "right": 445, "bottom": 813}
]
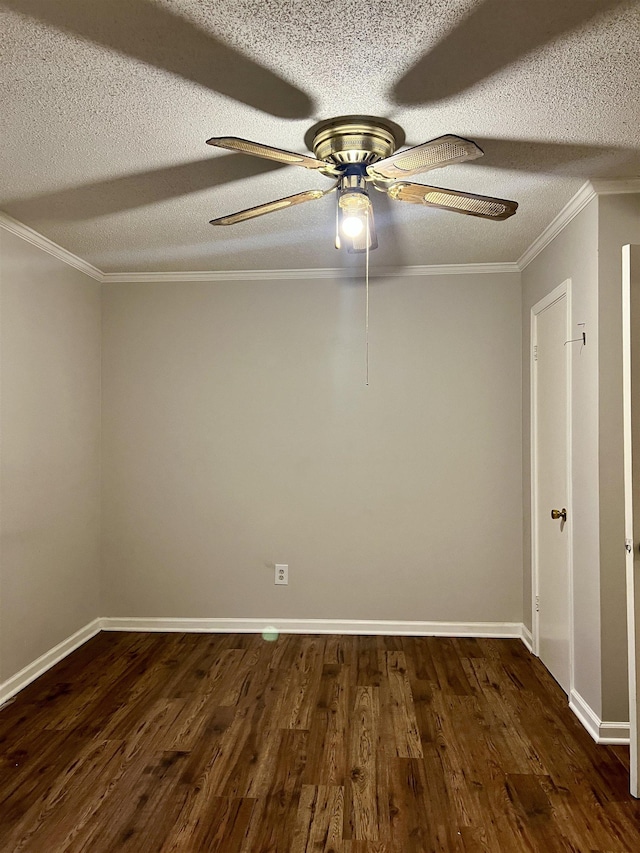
[{"left": 0, "top": 0, "right": 638, "bottom": 272}]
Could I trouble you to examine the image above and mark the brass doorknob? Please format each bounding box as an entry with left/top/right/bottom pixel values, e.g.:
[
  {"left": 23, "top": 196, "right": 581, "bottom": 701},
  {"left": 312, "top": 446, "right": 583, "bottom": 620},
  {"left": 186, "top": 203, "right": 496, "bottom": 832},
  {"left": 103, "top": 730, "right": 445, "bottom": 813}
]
[{"left": 551, "top": 508, "right": 567, "bottom": 522}]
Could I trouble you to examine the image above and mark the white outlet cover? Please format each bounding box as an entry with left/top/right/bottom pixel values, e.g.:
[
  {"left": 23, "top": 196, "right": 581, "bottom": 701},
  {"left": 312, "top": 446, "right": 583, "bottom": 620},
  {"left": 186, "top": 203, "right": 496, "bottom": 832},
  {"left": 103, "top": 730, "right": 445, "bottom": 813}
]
[{"left": 275, "top": 563, "right": 288, "bottom": 585}]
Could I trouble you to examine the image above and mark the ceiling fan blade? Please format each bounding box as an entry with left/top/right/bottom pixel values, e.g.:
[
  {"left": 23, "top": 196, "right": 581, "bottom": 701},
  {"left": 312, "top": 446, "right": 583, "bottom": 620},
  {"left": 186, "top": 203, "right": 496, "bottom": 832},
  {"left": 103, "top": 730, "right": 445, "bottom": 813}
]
[
  {"left": 210, "top": 189, "right": 330, "bottom": 226},
  {"left": 393, "top": 0, "right": 629, "bottom": 105},
  {"left": 207, "top": 137, "right": 338, "bottom": 176},
  {"left": 3, "top": 0, "right": 312, "bottom": 119},
  {"left": 387, "top": 183, "right": 518, "bottom": 220},
  {"left": 367, "top": 136, "right": 483, "bottom": 181}
]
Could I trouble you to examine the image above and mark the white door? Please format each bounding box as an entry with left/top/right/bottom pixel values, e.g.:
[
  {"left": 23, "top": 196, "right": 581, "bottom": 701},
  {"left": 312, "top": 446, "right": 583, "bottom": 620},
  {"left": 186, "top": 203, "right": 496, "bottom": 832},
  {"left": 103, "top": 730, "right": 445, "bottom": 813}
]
[
  {"left": 622, "top": 244, "right": 640, "bottom": 798},
  {"left": 532, "top": 283, "right": 571, "bottom": 694}
]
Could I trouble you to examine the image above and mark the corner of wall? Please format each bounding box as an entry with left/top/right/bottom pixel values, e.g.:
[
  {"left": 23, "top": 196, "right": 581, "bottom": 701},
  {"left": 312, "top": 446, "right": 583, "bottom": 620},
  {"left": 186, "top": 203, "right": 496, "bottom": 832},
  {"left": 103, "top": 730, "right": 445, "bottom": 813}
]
[{"left": 597, "top": 192, "right": 640, "bottom": 723}]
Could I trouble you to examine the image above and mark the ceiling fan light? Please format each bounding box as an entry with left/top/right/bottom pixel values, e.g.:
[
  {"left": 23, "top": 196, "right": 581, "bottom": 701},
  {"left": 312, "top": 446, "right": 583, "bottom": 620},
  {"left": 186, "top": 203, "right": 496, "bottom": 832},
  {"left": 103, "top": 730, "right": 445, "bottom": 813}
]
[
  {"left": 342, "top": 214, "right": 365, "bottom": 238},
  {"left": 339, "top": 188, "right": 370, "bottom": 239}
]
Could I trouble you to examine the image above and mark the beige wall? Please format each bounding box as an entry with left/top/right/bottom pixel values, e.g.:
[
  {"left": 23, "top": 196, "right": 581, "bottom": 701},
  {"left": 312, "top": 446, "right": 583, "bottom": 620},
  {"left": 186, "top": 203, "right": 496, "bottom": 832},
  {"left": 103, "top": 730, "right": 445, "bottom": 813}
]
[
  {"left": 0, "top": 230, "right": 101, "bottom": 682},
  {"left": 522, "top": 199, "right": 602, "bottom": 715},
  {"left": 598, "top": 193, "right": 640, "bottom": 720},
  {"left": 101, "top": 273, "right": 523, "bottom": 624},
  {"left": 2, "top": 192, "right": 635, "bottom": 727},
  {"left": 522, "top": 192, "right": 640, "bottom": 723}
]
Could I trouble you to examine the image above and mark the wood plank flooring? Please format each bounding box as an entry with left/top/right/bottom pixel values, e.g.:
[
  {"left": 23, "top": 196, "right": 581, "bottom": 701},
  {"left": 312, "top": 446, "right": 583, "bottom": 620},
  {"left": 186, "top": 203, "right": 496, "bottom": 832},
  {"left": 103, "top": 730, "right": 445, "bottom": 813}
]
[{"left": 1, "top": 632, "right": 639, "bottom": 851}]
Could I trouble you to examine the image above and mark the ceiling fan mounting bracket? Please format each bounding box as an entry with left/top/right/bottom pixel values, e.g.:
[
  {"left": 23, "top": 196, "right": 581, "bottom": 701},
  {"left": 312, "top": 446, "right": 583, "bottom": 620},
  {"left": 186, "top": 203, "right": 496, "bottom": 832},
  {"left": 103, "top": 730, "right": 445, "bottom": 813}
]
[{"left": 310, "top": 116, "right": 401, "bottom": 167}]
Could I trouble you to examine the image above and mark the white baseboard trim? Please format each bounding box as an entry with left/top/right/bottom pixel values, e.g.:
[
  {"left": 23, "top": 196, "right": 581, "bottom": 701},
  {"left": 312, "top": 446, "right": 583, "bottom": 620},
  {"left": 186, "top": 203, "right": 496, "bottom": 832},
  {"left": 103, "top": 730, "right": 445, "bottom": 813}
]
[
  {"left": 101, "top": 616, "right": 524, "bottom": 638},
  {"left": 0, "top": 617, "right": 546, "bottom": 707},
  {"left": 520, "top": 624, "right": 534, "bottom": 652},
  {"left": 0, "top": 618, "right": 102, "bottom": 708},
  {"left": 569, "top": 688, "right": 630, "bottom": 745}
]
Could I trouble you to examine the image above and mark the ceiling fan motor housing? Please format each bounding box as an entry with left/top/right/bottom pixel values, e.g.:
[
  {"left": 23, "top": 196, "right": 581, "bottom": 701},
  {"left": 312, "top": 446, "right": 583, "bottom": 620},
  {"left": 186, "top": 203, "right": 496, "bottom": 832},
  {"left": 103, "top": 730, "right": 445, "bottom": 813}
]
[{"left": 311, "top": 116, "right": 399, "bottom": 167}]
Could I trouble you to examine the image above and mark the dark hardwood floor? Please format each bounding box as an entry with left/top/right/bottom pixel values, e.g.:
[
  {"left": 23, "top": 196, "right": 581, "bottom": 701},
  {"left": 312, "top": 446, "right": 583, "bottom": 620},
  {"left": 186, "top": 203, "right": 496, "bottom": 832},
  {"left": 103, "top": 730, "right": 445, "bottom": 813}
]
[{"left": 0, "top": 631, "right": 639, "bottom": 851}]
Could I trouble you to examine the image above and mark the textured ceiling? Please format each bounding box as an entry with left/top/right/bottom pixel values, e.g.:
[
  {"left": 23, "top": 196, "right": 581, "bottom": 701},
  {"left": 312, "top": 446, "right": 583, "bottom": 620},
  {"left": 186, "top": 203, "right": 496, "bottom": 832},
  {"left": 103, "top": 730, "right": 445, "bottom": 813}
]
[{"left": 0, "top": 0, "right": 639, "bottom": 273}]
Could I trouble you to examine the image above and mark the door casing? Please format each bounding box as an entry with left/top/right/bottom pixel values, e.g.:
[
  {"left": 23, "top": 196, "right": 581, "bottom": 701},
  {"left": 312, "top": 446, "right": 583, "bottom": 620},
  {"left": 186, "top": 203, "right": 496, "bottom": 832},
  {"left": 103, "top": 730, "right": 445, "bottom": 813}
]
[{"left": 622, "top": 245, "right": 640, "bottom": 797}]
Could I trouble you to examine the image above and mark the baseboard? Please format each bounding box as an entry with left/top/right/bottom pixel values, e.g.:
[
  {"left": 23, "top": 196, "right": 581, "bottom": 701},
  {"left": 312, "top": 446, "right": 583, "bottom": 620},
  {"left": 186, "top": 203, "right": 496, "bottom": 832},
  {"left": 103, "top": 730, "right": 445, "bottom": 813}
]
[
  {"left": 0, "top": 618, "right": 102, "bottom": 708},
  {"left": 520, "top": 624, "right": 534, "bottom": 652},
  {"left": 569, "top": 688, "right": 630, "bottom": 745},
  {"left": 0, "top": 617, "right": 541, "bottom": 708},
  {"left": 100, "top": 616, "right": 524, "bottom": 637}
]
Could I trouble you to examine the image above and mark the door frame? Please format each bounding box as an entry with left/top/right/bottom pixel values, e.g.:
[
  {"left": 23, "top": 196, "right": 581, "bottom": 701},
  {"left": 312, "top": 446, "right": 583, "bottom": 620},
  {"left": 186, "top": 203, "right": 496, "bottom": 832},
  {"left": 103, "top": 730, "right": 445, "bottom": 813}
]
[
  {"left": 622, "top": 244, "right": 640, "bottom": 796},
  {"left": 530, "top": 279, "right": 574, "bottom": 693}
]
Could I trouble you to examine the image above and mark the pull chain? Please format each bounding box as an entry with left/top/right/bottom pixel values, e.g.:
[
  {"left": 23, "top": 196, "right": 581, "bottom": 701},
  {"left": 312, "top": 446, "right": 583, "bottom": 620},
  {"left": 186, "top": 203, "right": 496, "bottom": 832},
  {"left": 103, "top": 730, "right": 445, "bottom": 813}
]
[{"left": 365, "top": 210, "right": 370, "bottom": 386}]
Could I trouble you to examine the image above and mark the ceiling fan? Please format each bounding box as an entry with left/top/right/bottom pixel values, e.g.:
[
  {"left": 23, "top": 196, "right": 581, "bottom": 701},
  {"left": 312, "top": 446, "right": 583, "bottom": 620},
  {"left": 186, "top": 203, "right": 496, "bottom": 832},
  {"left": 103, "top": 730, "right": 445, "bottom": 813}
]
[{"left": 207, "top": 116, "right": 518, "bottom": 253}]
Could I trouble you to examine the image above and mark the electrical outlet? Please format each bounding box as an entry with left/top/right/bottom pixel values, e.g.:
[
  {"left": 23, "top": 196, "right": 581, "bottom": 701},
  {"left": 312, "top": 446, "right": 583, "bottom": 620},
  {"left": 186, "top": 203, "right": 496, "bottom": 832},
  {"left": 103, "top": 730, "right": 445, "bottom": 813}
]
[{"left": 275, "top": 564, "right": 288, "bottom": 585}]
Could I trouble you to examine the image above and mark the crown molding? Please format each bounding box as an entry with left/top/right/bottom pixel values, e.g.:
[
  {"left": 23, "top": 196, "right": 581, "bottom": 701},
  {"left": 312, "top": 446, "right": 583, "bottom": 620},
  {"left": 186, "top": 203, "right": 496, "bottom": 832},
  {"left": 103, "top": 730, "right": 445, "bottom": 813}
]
[
  {"left": 4, "top": 177, "right": 637, "bottom": 282},
  {"left": 381, "top": 262, "right": 521, "bottom": 277},
  {"left": 0, "top": 212, "right": 518, "bottom": 282},
  {"left": 101, "top": 262, "right": 520, "bottom": 283},
  {"left": 103, "top": 268, "right": 347, "bottom": 282},
  {"left": 517, "top": 181, "right": 595, "bottom": 270},
  {"left": 0, "top": 211, "right": 103, "bottom": 281},
  {"left": 518, "top": 177, "right": 640, "bottom": 271},
  {"left": 590, "top": 178, "right": 640, "bottom": 194}
]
